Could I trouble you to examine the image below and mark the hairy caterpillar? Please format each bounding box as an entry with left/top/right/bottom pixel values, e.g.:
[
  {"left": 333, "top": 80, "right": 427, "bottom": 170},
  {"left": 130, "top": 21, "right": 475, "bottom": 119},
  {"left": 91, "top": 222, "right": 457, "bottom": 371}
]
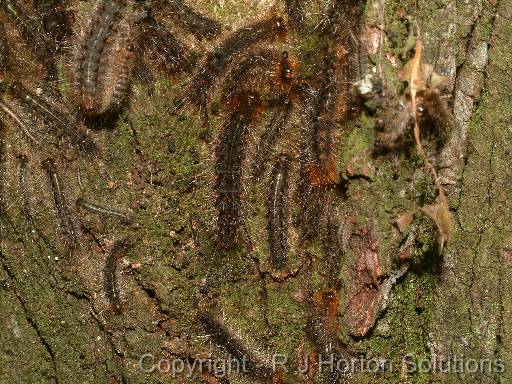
[
  {"left": 220, "top": 49, "right": 280, "bottom": 104},
  {"left": 108, "top": 36, "right": 136, "bottom": 113},
  {"left": 74, "top": 0, "right": 127, "bottom": 115},
  {"left": 0, "top": 99, "right": 40, "bottom": 144},
  {"left": 297, "top": 42, "right": 349, "bottom": 241},
  {"left": 10, "top": 83, "right": 99, "bottom": 155},
  {"left": 76, "top": 197, "right": 132, "bottom": 224},
  {"left": 181, "top": 15, "right": 286, "bottom": 119},
  {"left": 267, "top": 154, "right": 291, "bottom": 270},
  {"left": 161, "top": 0, "right": 221, "bottom": 40},
  {"left": 215, "top": 91, "right": 262, "bottom": 248},
  {"left": 42, "top": 158, "right": 78, "bottom": 248},
  {"left": 307, "top": 288, "right": 352, "bottom": 384},
  {"left": 137, "top": 16, "right": 190, "bottom": 75},
  {"left": 16, "top": 154, "right": 31, "bottom": 225},
  {"left": 251, "top": 102, "right": 293, "bottom": 180},
  {"left": 197, "top": 311, "right": 274, "bottom": 380},
  {"left": 305, "top": 44, "right": 347, "bottom": 188}
]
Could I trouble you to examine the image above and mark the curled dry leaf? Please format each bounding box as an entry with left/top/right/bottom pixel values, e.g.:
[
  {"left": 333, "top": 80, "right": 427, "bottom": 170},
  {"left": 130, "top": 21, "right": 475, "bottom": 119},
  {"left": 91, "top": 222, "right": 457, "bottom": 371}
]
[{"left": 420, "top": 187, "right": 452, "bottom": 255}]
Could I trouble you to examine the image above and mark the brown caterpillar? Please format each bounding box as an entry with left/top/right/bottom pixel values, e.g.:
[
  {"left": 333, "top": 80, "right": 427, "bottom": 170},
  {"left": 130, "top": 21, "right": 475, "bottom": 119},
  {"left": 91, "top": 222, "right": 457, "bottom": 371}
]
[
  {"left": 284, "top": 0, "right": 306, "bottom": 32},
  {"left": 103, "top": 239, "right": 131, "bottom": 314},
  {"left": 137, "top": 16, "right": 190, "bottom": 75},
  {"left": 252, "top": 101, "right": 293, "bottom": 180},
  {"left": 297, "top": 44, "right": 349, "bottom": 241},
  {"left": 220, "top": 49, "right": 280, "bottom": 104},
  {"left": 267, "top": 154, "right": 291, "bottom": 270},
  {"left": 306, "top": 288, "right": 353, "bottom": 384},
  {"left": 16, "top": 154, "right": 31, "bottom": 225},
  {"left": 301, "top": 0, "right": 361, "bottom": 188},
  {"left": 321, "top": 0, "right": 361, "bottom": 39},
  {"left": 180, "top": 15, "right": 286, "bottom": 119},
  {"left": 215, "top": 91, "right": 262, "bottom": 249},
  {"left": 41, "top": 158, "right": 78, "bottom": 248},
  {"left": 160, "top": 0, "right": 221, "bottom": 40},
  {"left": 305, "top": 44, "right": 348, "bottom": 189},
  {"left": 10, "top": 83, "right": 99, "bottom": 155},
  {"left": 197, "top": 311, "right": 274, "bottom": 380},
  {"left": 74, "top": 0, "right": 132, "bottom": 115},
  {"left": 108, "top": 36, "right": 136, "bottom": 113}
]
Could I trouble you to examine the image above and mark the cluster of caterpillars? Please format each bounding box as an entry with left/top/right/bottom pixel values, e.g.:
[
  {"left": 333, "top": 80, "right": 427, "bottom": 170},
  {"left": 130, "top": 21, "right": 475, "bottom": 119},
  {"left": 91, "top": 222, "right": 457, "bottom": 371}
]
[
  {"left": 0, "top": 0, "right": 368, "bottom": 382},
  {"left": 191, "top": 0, "right": 363, "bottom": 269},
  {"left": 189, "top": 1, "right": 364, "bottom": 383},
  {"left": 0, "top": 0, "right": 225, "bottom": 314}
]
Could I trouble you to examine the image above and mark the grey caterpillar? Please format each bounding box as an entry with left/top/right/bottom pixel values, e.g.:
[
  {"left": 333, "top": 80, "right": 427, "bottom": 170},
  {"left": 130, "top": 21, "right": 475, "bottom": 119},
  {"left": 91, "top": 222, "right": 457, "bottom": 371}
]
[
  {"left": 137, "top": 16, "right": 190, "bottom": 75},
  {"left": 197, "top": 311, "right": 274, "bottom": 380},
  {"left": 267, "top": 154, "right": 291, "bottom": 270},
  {"left": 74, "top": 0, "right": 127, "bottom": 115},
  {"left": 251, "top": 101, "right": 293, "bottom": 180},
  {"left": 41, "top": 158, "right": 78, "bottom": 248},
  {"left": 10, "top": 83, "right": 99, "bottom": 156},
  {"left": 0, "top": 99, "right": 40, "bottom": 144},
  {"left": 76, "top": 197, "right": 132, "bottom": 224}
]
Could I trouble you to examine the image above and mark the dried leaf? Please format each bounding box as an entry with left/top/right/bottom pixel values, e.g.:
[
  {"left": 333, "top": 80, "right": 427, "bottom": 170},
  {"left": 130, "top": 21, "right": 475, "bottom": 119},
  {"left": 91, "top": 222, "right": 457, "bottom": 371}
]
[
  {"left": 394, "top": 211, "right": 415, "bottom": 233},
  {"left": 421, "top": 187, "right": 452, "bottom": 254}
]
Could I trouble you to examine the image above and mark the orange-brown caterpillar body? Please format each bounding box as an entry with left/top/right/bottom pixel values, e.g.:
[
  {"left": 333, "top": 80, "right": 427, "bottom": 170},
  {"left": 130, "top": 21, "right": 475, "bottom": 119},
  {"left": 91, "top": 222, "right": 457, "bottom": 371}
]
[
  {"left": 182, "top": 15, "right": 286, "bottom": 119},
  {"left": 220, "top": 49, "right": 280, "bottom": 104},
  {"left": 305, "top": 44, "right": 348, "bottom": 188},
  {"left": 137, "top": 16, "right": 190, "bottom": 75},
  {"left": 307, "top": 288, "right": 352, "bottom": 384}
]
